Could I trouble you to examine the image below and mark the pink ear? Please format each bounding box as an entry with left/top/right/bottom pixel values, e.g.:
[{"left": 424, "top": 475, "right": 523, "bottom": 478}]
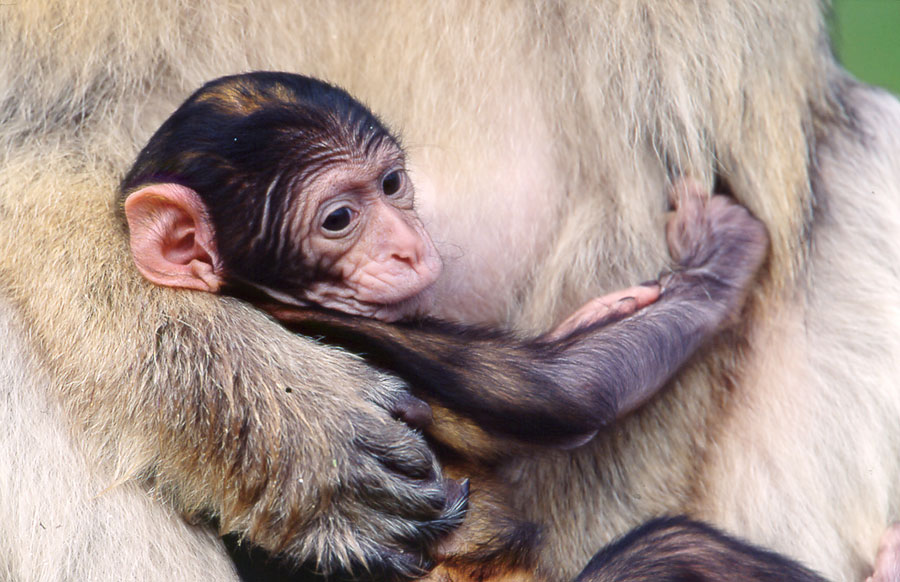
[{"left": 124, "top": 183, "right": 225, "bottom": 292}]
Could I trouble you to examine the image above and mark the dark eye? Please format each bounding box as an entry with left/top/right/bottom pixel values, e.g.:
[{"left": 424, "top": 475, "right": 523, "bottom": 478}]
[
  {"left": 382, "top": 170, "right": 403, "bottom": 196},
  {"left": 322, "top": 207, "right": 353, "bottom": 232}
]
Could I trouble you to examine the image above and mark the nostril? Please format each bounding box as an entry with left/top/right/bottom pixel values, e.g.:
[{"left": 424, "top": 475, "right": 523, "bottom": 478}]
[{"left": 391, "top": 252, "right": 415, "bottom": 265}]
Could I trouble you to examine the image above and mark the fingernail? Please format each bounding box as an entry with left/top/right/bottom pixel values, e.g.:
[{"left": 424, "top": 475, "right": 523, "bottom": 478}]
[{"left": 617, "top": 296, "right": 636, "bottom": 304}]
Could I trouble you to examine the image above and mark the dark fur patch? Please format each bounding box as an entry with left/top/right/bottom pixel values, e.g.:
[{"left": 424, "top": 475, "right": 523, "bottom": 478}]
[{"left": 577, "top": 516, "right": 828, "bottom": 582}]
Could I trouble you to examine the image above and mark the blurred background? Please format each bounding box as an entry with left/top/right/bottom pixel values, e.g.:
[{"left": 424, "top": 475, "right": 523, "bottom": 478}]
[{"left": 830, "top": 0, "right": 900, "bottom": 95}]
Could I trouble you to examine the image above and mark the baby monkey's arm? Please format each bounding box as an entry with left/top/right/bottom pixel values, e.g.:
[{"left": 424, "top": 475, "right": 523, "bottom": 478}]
[{"left": 264, "top": 179, "right": 768, "bottom": 454}]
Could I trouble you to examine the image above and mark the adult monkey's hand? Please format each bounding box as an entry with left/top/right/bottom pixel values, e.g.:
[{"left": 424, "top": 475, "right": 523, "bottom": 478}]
[{"left": 142, "top": 303, "right": 467, "bottom": 579}]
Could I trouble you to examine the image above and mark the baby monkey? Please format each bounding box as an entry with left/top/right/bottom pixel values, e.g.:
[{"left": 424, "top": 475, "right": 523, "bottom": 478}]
[
  {"left": 121, "top": 71, "right": 767, "bottom": 452},
  {"left": 116, "top": 72, "right": 834, "bottom": 582}
]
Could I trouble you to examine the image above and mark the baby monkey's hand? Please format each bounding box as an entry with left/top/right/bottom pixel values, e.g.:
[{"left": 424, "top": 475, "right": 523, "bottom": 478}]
[
  {"left": 548, "top": 177, "right": 767, "bottom": 341},
  {"left": 547, "top": 283, "right": 660, "bottom": 340},
  {"left": 663, "top": 178, "right": 769, "bottom": 327}
]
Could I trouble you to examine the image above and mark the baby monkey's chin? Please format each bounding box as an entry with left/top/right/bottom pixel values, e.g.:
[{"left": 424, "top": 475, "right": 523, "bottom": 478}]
[
  {"left": 371, "top": 295, "right": 434, "bottom": 322},
  {"left": 366, "top": 286, "right": 441, "bottom": 322},
  {"left": 302, "top": 283, "right": 439, "bottom": 322}
]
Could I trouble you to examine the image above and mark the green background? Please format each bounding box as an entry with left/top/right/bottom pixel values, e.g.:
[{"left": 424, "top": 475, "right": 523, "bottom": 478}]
[{"left": 831, "top": 0, "right": 900, "bottom": 95}]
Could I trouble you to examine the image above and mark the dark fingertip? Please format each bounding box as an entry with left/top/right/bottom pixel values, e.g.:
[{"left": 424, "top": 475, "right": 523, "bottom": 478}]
[
  {"left": 639, "top": 280, "right": 658, "bottom": 287},
  {"left": 443, "top": 478, "right": 470, "bottom": 509},
  {"left": 439, "top": 478, "right": 469, "bottom": 526},
  {"left": 392, "top": 393, "right": 434, "bottom": 430}
]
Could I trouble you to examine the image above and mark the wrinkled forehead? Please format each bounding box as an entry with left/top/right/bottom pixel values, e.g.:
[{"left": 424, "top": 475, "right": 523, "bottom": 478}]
[{"left": 286, "top": 117, "right": 405, "bottom": 188}]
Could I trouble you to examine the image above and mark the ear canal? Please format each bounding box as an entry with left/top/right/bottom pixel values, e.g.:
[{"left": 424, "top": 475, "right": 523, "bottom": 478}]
[{"left": 123, "top": 183, "right": 225, "bottom": 293}]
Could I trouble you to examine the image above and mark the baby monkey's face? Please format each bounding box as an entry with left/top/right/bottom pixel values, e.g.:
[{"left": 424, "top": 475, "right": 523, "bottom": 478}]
[{"left": 290, "top": 147, "right": 443, "bottom": 321}]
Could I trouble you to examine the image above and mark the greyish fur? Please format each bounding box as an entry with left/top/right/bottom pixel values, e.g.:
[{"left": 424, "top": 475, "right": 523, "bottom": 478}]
[{"left": 0, "top": 2, "right": 899, "bottom": 582}]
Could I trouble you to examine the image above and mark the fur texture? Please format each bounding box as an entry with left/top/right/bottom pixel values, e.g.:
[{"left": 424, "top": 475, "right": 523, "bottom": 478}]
[
  {"left": 0, "top": 1, "right": 899, "bottom": 581},
  {"left": 0, "top": 298, "right": 239, "bottom": 580},
  {"left": 577, "top": 516, "right": 828, "bottom": 582}
]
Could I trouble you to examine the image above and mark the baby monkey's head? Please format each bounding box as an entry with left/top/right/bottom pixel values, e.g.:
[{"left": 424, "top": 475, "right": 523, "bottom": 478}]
[{"left": 122, "top": 72, "right": 442, "bottom": 321}]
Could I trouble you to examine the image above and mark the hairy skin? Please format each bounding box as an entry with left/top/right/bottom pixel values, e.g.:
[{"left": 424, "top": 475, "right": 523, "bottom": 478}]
[{"left": 1, "top": 2, "right": 900, "bottom": 582}]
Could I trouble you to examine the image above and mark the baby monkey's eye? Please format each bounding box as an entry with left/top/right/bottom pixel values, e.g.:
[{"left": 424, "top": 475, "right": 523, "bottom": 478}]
[
  {"left": 322, "top": 207, "right": 353, "bottom": 232},
  {"left": 381, "top": 170, "right": 403, "bottom": 196}
]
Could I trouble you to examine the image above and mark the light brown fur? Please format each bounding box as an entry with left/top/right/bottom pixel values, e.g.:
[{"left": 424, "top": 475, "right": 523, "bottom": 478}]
[{"left": 1, "top": 1, "right": 899, "bottom": 581}]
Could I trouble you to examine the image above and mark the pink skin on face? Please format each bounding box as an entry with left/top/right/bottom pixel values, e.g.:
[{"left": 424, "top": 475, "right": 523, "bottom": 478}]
[
  {"left": 303, "top": 198, "right": 444, "bottom": 321},
  {"left": 298, "top": 161, "right": 444, "bottom": 321}
]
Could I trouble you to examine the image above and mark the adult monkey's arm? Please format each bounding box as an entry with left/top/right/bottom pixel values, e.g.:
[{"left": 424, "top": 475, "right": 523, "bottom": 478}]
[{"left": 0, "top": 152, "right": 464, "bottom": 579}]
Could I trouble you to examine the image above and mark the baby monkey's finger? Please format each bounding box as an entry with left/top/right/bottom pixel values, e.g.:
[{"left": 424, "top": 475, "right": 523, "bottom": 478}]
[{"left": 666, "top": 176, "right": 709, "bottom": 210}]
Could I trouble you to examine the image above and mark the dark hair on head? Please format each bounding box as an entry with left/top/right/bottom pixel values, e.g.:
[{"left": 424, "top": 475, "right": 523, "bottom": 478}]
[{"left": 120, "top": 71, "right": 401, "bottom": 288}]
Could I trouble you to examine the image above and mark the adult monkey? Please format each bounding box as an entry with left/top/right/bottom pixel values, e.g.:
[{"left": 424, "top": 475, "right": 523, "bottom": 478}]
[{"left": 1, "top": 1, "right": 899, "bottom": 581}]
